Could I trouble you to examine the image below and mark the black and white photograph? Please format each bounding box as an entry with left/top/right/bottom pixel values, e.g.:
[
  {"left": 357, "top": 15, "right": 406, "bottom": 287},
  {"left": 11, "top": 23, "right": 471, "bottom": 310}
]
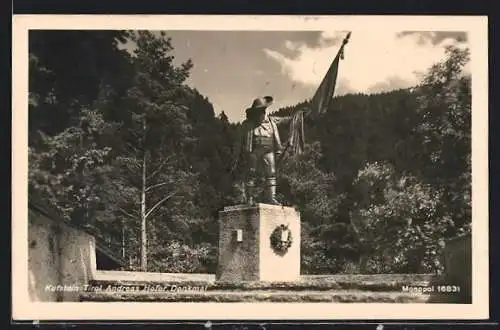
[{"left": 12, "top": 15, "right": 488, "bottom": 320}]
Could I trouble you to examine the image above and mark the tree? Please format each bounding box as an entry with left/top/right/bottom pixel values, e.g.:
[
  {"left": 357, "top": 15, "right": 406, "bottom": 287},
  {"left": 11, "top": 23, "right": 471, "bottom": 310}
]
[
  {"left": 29, "top": 30, "right": 132, "bottom": 141},
  {"left": 410, "top": 45, "right": 472, "bottom": 232},
  {"left": 111, "top": 31, "right": 196, "bottom": 271},
  {"left": 350, "top": 162, "right": 447, "bottom": 273},
  {"left": 29, "top": 109, "right": 117, "bottom": 229},
  {"left": 28, "top": 30, "right": 135, "bottom": 257},
  {"left": 277, "top": 142, "right": 348, "bottom": 273}
]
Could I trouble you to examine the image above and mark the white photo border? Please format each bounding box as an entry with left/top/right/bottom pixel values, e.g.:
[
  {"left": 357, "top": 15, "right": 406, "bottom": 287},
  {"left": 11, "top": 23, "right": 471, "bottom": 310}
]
[{"left": 12, "top": 14, "right": 489, "bottom": 320}]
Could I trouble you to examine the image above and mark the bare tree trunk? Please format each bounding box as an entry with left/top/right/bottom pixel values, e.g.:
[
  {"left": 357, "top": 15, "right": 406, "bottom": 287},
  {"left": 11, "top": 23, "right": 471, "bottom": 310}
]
[
  {"left": 359, "top": 254, "right": 368, "bottom": 274},
  {"left": 140, "top": 150, "right": 147, "bottom": 271},
  {"left": 121, "top": 225, "right": 125, "bottom": 259},
  {"left": 140, "top": 117, "right": 148, "bottom": 272}
]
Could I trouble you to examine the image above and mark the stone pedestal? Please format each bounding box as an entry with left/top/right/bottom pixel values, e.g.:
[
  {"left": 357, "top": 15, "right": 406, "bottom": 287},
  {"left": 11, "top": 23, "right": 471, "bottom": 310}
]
[{"left": 216, "top": 204, "right": 301, "bottom": 282}]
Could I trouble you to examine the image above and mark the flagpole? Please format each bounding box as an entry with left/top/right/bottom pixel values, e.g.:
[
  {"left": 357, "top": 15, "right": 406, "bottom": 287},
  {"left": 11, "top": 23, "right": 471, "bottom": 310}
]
[{"left": 339, "top": 31, "right": 352, "bottom": 60}]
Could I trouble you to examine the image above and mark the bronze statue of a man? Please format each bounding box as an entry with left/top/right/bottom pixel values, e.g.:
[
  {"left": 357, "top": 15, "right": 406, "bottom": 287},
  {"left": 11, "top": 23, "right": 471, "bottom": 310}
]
[{"left": 237, "top": 96, "right": 283, "bottom": 205}]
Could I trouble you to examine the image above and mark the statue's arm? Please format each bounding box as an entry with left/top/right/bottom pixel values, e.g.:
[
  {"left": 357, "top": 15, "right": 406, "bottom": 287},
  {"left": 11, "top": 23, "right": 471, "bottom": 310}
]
[
  {"left": 270, "top": 107, "right": 309, "bottom": 125},
  {"left": 270, "top": 116, "right": 292, "bottom": 125}
]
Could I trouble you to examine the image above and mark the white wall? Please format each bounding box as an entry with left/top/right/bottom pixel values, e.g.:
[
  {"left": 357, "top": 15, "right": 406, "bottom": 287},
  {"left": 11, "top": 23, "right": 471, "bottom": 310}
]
[{"left": 28, "top": 208, "right": 97, "bottom": 301}]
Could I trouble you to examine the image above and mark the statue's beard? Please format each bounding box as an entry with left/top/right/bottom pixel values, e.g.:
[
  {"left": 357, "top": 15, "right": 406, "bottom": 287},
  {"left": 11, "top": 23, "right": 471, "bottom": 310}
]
[
  {"left": 255, "top": 117, "right": 265, "bottom": 125},
  {"left": 254, "top": 110, "right": 266, "bottom": 124},
  {"left": 247, "top": 108, "right": 266, "bottom": 127}
]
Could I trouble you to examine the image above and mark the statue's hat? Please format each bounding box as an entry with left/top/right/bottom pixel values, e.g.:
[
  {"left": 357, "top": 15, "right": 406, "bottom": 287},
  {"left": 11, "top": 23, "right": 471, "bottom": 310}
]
[{"left": 246, "top": 96, "right": 273, "bottom": 112}]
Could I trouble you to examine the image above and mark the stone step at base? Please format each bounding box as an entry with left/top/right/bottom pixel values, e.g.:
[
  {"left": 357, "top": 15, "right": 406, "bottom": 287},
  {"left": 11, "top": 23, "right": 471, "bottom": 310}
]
[
  {"left": 80, "top": 289, "right": 431, "bottom": 303},
  {"left": 86, "top": 279, "right": 435, "bottom": 292}
]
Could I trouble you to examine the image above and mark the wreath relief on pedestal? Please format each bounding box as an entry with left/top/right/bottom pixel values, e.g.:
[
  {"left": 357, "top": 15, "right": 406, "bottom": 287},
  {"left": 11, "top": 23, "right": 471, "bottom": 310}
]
[{"left": 270, "top": 224, "right": 293, "bottom": 256}]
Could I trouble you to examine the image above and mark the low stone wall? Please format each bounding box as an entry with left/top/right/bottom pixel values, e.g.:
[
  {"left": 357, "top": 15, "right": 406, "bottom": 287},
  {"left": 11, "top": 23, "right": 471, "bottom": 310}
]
[
  {"left": 428, "top": 233, "right": 472, "bottom": 303},
  {"left": 28, "top": 207, "right": 97, "bottom": 302},
  {"left": 93, "top": 270, "right": 215, "bottom": 283},
  {"left": 443, "top": 233, "right": 472, "bottom": 303}
]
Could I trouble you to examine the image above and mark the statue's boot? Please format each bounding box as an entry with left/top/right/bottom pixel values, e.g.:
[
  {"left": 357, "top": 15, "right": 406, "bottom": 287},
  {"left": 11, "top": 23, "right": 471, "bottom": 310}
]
[{"left": 266, "top": 176, "right": 280, "bottom": 205}]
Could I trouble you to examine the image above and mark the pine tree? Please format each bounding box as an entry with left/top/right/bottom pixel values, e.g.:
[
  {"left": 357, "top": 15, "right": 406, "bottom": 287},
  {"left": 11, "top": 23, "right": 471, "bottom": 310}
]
[{"left": 112, "top": 31, "right": 196, "bottom": 271}]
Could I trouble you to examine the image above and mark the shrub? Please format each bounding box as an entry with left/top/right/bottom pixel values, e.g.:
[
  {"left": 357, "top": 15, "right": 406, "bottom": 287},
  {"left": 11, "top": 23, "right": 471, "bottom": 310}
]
[{"left": 149, "top": 241, "right": 217, "bottom": 273}]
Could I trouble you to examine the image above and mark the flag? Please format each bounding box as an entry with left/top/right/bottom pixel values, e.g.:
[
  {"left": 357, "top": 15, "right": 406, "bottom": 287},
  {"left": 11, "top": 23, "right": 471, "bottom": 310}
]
[
  {"left": 287, "top": 109, "right": 306, "bottom": 155},
  {"left": 279, "top": 32, "right": 351, "bottom": 159},
  {"left": 309, "top": 32, "right": 351, "bottom": 115},
  {"left": 309, "top": 53, "right": 340, "bottom": 115}
]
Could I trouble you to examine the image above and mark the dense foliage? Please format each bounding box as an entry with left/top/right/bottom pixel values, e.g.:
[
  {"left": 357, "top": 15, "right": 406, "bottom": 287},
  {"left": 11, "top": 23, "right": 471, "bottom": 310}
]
[{"left": 28, "top": 31, "right": 471, "bottom": 274}]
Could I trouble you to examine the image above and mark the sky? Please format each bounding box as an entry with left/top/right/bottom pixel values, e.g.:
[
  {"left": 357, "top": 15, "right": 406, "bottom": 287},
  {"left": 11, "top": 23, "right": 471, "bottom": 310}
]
[{"left": 123, "top": 31, "right": 468, "bottom": 123}]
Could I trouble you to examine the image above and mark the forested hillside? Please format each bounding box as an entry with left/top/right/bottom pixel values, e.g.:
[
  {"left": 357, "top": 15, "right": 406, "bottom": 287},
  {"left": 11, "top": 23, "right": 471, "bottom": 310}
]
[{"left": 28, "top": 30, "right": 471, "bottom": 274}]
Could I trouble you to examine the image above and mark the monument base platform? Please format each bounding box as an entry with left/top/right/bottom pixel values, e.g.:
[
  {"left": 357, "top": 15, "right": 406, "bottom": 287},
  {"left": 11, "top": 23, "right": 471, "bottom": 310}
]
[{"left": 216, "top": 203, "right": 301, "bottom": 282}]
